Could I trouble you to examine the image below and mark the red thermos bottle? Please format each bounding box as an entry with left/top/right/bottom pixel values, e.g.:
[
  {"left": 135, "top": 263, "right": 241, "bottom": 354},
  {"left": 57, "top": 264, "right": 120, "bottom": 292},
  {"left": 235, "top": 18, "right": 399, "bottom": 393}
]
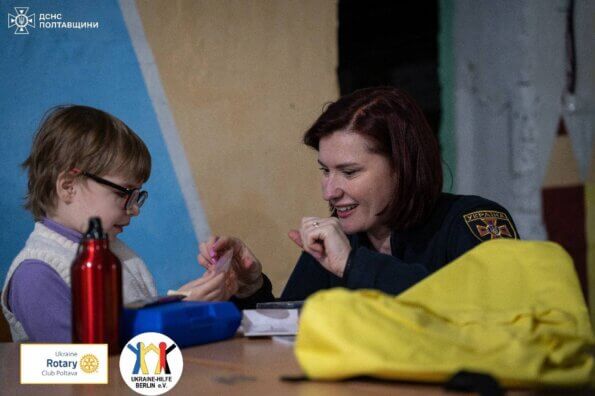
[{"left": 71, "top": 217, "right": 123, "bottom": 354}]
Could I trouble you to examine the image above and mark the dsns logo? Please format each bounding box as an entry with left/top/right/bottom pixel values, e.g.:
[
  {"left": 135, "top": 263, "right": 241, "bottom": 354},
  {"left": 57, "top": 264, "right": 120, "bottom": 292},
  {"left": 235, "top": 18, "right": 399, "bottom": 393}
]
[
  {"left": 120, "top": 332, "right": 183, "bottom": 395},
  {"left": 8, "top": 7, "right": 35, "bottom": 35}
]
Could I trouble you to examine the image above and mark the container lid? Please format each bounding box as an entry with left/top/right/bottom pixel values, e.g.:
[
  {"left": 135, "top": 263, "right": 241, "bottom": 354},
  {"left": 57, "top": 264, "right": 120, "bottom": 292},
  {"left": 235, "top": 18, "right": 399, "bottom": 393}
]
[{"left": 85, "top": 217, "right": 107, "bottom": 240}]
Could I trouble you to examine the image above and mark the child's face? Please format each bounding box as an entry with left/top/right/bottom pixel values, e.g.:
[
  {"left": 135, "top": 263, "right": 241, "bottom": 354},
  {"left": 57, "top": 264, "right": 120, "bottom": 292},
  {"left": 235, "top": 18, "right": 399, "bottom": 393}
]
[{"left": 72, "top": 173, "right": 143, "bottom": 239}]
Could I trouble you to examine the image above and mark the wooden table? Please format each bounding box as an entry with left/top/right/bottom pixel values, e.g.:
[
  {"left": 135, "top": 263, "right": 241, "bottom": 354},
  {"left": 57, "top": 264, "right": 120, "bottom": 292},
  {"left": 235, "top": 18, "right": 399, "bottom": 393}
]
[{"left": 0, "top": 338, "right": 581, "bottom": 395}]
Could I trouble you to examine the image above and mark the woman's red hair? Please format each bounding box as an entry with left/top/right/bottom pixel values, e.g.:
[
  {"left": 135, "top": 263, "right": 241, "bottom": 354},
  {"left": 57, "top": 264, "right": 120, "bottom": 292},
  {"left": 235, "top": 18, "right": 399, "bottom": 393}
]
[{"left": 303, "top": 86, "right": 443, "bottom": 231}]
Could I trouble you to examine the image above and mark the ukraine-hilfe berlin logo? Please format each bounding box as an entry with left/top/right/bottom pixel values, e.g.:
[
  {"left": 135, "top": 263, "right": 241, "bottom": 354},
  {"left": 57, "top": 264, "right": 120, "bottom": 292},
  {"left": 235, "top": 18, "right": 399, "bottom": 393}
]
[
  {"left": 120, "top": 332, "right": 183, "bottom": 395},
  {"left": 8, "top": 7, "right": 35, "bottom": 35}
]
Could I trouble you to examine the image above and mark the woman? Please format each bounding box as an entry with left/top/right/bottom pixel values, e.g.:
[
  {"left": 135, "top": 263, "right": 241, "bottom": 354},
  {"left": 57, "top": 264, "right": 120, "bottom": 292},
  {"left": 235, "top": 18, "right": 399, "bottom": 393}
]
[{"left": 200, "top": 87, "right": 518, "bottom": 307}]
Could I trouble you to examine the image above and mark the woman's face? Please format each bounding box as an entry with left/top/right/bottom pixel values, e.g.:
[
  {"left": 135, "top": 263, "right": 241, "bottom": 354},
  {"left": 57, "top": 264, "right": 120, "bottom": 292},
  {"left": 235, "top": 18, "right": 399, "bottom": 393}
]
[{"left": 318, "top": 131, "right": 396, "bottom": 236}]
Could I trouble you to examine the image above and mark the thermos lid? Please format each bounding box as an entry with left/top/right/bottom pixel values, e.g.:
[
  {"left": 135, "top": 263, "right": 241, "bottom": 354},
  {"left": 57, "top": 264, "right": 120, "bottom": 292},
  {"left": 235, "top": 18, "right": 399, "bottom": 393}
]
[{"left": 85, "top": 217, "right": 107, "bottom": 240}]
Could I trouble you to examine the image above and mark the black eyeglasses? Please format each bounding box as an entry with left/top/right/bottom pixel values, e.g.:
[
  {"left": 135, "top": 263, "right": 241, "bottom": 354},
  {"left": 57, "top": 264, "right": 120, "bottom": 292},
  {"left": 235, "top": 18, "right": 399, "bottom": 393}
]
[{"left": 78, "top": 170, "right": 148, "bottom": 211}]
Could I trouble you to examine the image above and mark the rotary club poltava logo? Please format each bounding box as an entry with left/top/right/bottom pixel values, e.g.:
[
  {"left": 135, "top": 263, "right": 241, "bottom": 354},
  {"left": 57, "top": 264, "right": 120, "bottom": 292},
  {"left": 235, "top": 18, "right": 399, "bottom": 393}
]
[{"left": 80, "top": 354, "right": 99, "bottom": 374}]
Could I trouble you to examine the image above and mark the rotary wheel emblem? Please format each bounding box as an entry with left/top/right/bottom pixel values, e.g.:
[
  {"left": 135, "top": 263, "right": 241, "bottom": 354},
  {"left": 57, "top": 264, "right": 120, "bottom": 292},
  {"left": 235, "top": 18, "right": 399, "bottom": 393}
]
[{"left": 80, "top": 353, "right": 99, "bottom": 374}]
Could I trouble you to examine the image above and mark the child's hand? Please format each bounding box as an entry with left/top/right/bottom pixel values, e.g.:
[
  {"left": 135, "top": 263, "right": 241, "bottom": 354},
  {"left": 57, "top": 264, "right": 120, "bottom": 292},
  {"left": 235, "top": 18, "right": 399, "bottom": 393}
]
[
  {"left": 177, "top": 270, "right": 237, "bottom": 301},
  {"left": 197, "top": 235, "right": 219, "bottom": 271},
  {"left": 224, "top": 270, "right": 239, "bottom": 299},
  {"left": 198, "top": 236, "right": 263, "bottom": 298}
]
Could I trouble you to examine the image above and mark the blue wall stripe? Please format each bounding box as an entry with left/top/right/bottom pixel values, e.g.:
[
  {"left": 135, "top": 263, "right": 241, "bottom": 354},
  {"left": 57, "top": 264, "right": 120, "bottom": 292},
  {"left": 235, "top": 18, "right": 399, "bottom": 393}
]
[{"left": 1, "top": 0, "right": 205, "bottom": 294}]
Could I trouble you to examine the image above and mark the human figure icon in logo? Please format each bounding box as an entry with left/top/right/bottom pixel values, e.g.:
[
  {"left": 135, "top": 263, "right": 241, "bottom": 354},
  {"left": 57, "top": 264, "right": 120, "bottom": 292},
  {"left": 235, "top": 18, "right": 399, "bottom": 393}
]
[{"left": 157, "top": 341, "right": 178, "bottom": 375}]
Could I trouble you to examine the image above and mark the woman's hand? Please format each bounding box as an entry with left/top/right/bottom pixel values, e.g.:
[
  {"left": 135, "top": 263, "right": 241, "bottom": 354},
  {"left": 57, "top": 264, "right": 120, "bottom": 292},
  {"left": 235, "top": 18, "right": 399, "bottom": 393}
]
[
  {"left": 288, "top": 217, "right": 351, "bottom": 278},
  {"left": 198, "top": 236, "right": 263, "bottom": 298},
  {"left": 178, "top": 270, "right": 238, "bottom": 301}
]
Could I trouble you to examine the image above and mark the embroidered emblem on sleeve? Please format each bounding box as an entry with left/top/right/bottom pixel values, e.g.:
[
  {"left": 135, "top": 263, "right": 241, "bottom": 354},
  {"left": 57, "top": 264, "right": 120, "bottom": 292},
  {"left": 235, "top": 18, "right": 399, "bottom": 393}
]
[{"left": 463, "top": 210, "right": 518, "bottom": 241}]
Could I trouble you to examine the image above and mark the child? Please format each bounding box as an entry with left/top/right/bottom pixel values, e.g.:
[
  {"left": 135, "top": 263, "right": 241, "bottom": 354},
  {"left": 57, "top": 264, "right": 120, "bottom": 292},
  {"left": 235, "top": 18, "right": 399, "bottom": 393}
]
[{"left": 1, "top": 105, "right": 236, "bottom": 342}]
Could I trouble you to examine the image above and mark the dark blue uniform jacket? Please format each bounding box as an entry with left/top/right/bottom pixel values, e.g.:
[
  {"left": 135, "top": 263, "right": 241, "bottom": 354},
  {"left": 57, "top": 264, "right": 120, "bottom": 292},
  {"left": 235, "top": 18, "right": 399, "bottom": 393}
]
[{"left": 234, "top": 193, "right": 518, "bottom": 308}]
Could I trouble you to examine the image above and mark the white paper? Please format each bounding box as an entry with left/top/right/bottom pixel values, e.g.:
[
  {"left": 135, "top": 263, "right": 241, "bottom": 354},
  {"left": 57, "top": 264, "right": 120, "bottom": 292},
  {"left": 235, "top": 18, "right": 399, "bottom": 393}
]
[
  {"left": 272, "top": 335, "right": 296, "bottom": 345},
  {"left": 242, "top": 309, "right": 299, "bottom": 337}
]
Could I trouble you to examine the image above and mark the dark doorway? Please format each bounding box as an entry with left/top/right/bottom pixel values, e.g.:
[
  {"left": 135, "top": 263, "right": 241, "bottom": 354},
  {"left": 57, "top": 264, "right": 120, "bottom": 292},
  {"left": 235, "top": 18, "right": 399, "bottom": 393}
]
[{"left": 338, "top": 0, "right": 440, "bottom": 135}]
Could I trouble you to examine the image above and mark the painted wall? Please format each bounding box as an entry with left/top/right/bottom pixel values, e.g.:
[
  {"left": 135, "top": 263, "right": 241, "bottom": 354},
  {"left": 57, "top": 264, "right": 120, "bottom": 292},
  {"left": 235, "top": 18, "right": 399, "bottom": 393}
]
[
  {"left": 135, "top": 0, "right": 337, "bottom": 294},
  {"left": 1, "top": 0, "right": 337, "bottom": 297},
  {"left": 1, "top": 0, "right": 201, "bottom": 295}
]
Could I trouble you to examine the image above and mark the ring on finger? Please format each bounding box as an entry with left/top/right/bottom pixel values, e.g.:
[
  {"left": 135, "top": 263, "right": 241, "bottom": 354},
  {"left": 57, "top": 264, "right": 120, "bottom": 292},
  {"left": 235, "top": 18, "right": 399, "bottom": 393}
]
[{"left": 313, "top": 221, "right": 320, "bottom": 228}]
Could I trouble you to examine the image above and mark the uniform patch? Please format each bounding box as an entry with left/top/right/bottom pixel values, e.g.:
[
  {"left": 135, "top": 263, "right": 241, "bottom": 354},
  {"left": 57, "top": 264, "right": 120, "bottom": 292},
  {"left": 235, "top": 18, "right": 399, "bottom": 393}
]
[{"left": 463, "top": 210, "right": 518, "bottom": 241}]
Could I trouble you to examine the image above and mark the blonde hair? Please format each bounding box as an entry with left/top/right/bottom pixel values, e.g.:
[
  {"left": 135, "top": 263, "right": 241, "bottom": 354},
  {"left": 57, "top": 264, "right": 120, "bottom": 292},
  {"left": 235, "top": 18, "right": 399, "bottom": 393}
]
[{"left": 22, "top": 105, "right": 151, "bottom": 220}]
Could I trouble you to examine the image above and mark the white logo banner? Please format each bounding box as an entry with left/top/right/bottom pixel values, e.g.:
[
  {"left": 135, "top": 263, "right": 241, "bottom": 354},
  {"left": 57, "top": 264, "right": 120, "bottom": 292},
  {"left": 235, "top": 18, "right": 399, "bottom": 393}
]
[{"left": 21, "top": 344, "right": 108, "bottom": 384}]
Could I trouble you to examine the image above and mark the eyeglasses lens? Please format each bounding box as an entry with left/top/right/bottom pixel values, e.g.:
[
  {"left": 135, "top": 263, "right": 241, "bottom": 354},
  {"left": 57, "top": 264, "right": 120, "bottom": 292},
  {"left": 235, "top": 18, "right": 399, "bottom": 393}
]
[
  {"left": 125, "top": 190, "right": 148, "bottom": 211},
  {"left": 137, "top": 191, "right": 148, "bottom": 208},
  {"left": 126, "top": 190, "right": 140, "bottom": 211}
]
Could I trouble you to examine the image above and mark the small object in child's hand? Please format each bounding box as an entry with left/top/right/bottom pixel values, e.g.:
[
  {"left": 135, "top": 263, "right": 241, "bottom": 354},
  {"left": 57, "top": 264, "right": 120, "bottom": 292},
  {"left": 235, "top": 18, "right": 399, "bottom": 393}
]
[
  {"left": 214, "top": 248, "right": 233, "bottom": 274},
  {"left": 167, "top": 289, "right": 192, "bottom": 298}
]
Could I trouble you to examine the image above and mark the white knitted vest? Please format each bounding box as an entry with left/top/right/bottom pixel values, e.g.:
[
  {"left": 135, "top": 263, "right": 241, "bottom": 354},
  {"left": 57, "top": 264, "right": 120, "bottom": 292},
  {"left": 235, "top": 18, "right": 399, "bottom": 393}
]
[{"left": 1, "top": 222, "right": 157, "bottom": 342}]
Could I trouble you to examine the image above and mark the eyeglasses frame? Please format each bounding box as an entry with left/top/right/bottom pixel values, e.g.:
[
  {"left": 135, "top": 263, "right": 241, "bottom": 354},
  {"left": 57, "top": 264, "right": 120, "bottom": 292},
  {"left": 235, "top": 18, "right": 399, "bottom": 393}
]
[{"left": 73, "top": 169, "right": 148, "bottom": 211}]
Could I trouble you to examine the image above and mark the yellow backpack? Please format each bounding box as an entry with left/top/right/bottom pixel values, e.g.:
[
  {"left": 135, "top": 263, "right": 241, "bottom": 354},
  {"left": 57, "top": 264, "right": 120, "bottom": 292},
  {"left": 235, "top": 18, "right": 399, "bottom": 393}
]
[{"left": 295, "top": 239, "right": 594, "bottom": 387}]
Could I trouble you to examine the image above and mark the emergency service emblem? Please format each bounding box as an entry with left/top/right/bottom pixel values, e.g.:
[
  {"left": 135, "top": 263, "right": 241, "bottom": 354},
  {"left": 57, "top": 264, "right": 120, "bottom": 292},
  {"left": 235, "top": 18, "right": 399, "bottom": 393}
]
[
  {"left": 463, "top": 210, "right": 517, "bottom": 241},
  {"left": 8, "top": 7, "right": 35, "bottom": 35}
]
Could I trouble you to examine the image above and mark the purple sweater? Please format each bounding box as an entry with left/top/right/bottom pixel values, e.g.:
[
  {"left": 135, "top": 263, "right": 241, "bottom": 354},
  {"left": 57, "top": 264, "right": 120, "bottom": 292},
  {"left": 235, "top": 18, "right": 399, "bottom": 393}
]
[{"left": 7, "top": 218, "right": 81, "bottom": 342}]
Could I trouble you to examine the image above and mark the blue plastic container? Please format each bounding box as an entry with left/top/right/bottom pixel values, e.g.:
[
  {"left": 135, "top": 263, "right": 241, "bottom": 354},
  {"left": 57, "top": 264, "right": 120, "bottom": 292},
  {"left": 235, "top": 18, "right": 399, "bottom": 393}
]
[{"left": 122, "top": 301, "right": 241, "bottom": 348}]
